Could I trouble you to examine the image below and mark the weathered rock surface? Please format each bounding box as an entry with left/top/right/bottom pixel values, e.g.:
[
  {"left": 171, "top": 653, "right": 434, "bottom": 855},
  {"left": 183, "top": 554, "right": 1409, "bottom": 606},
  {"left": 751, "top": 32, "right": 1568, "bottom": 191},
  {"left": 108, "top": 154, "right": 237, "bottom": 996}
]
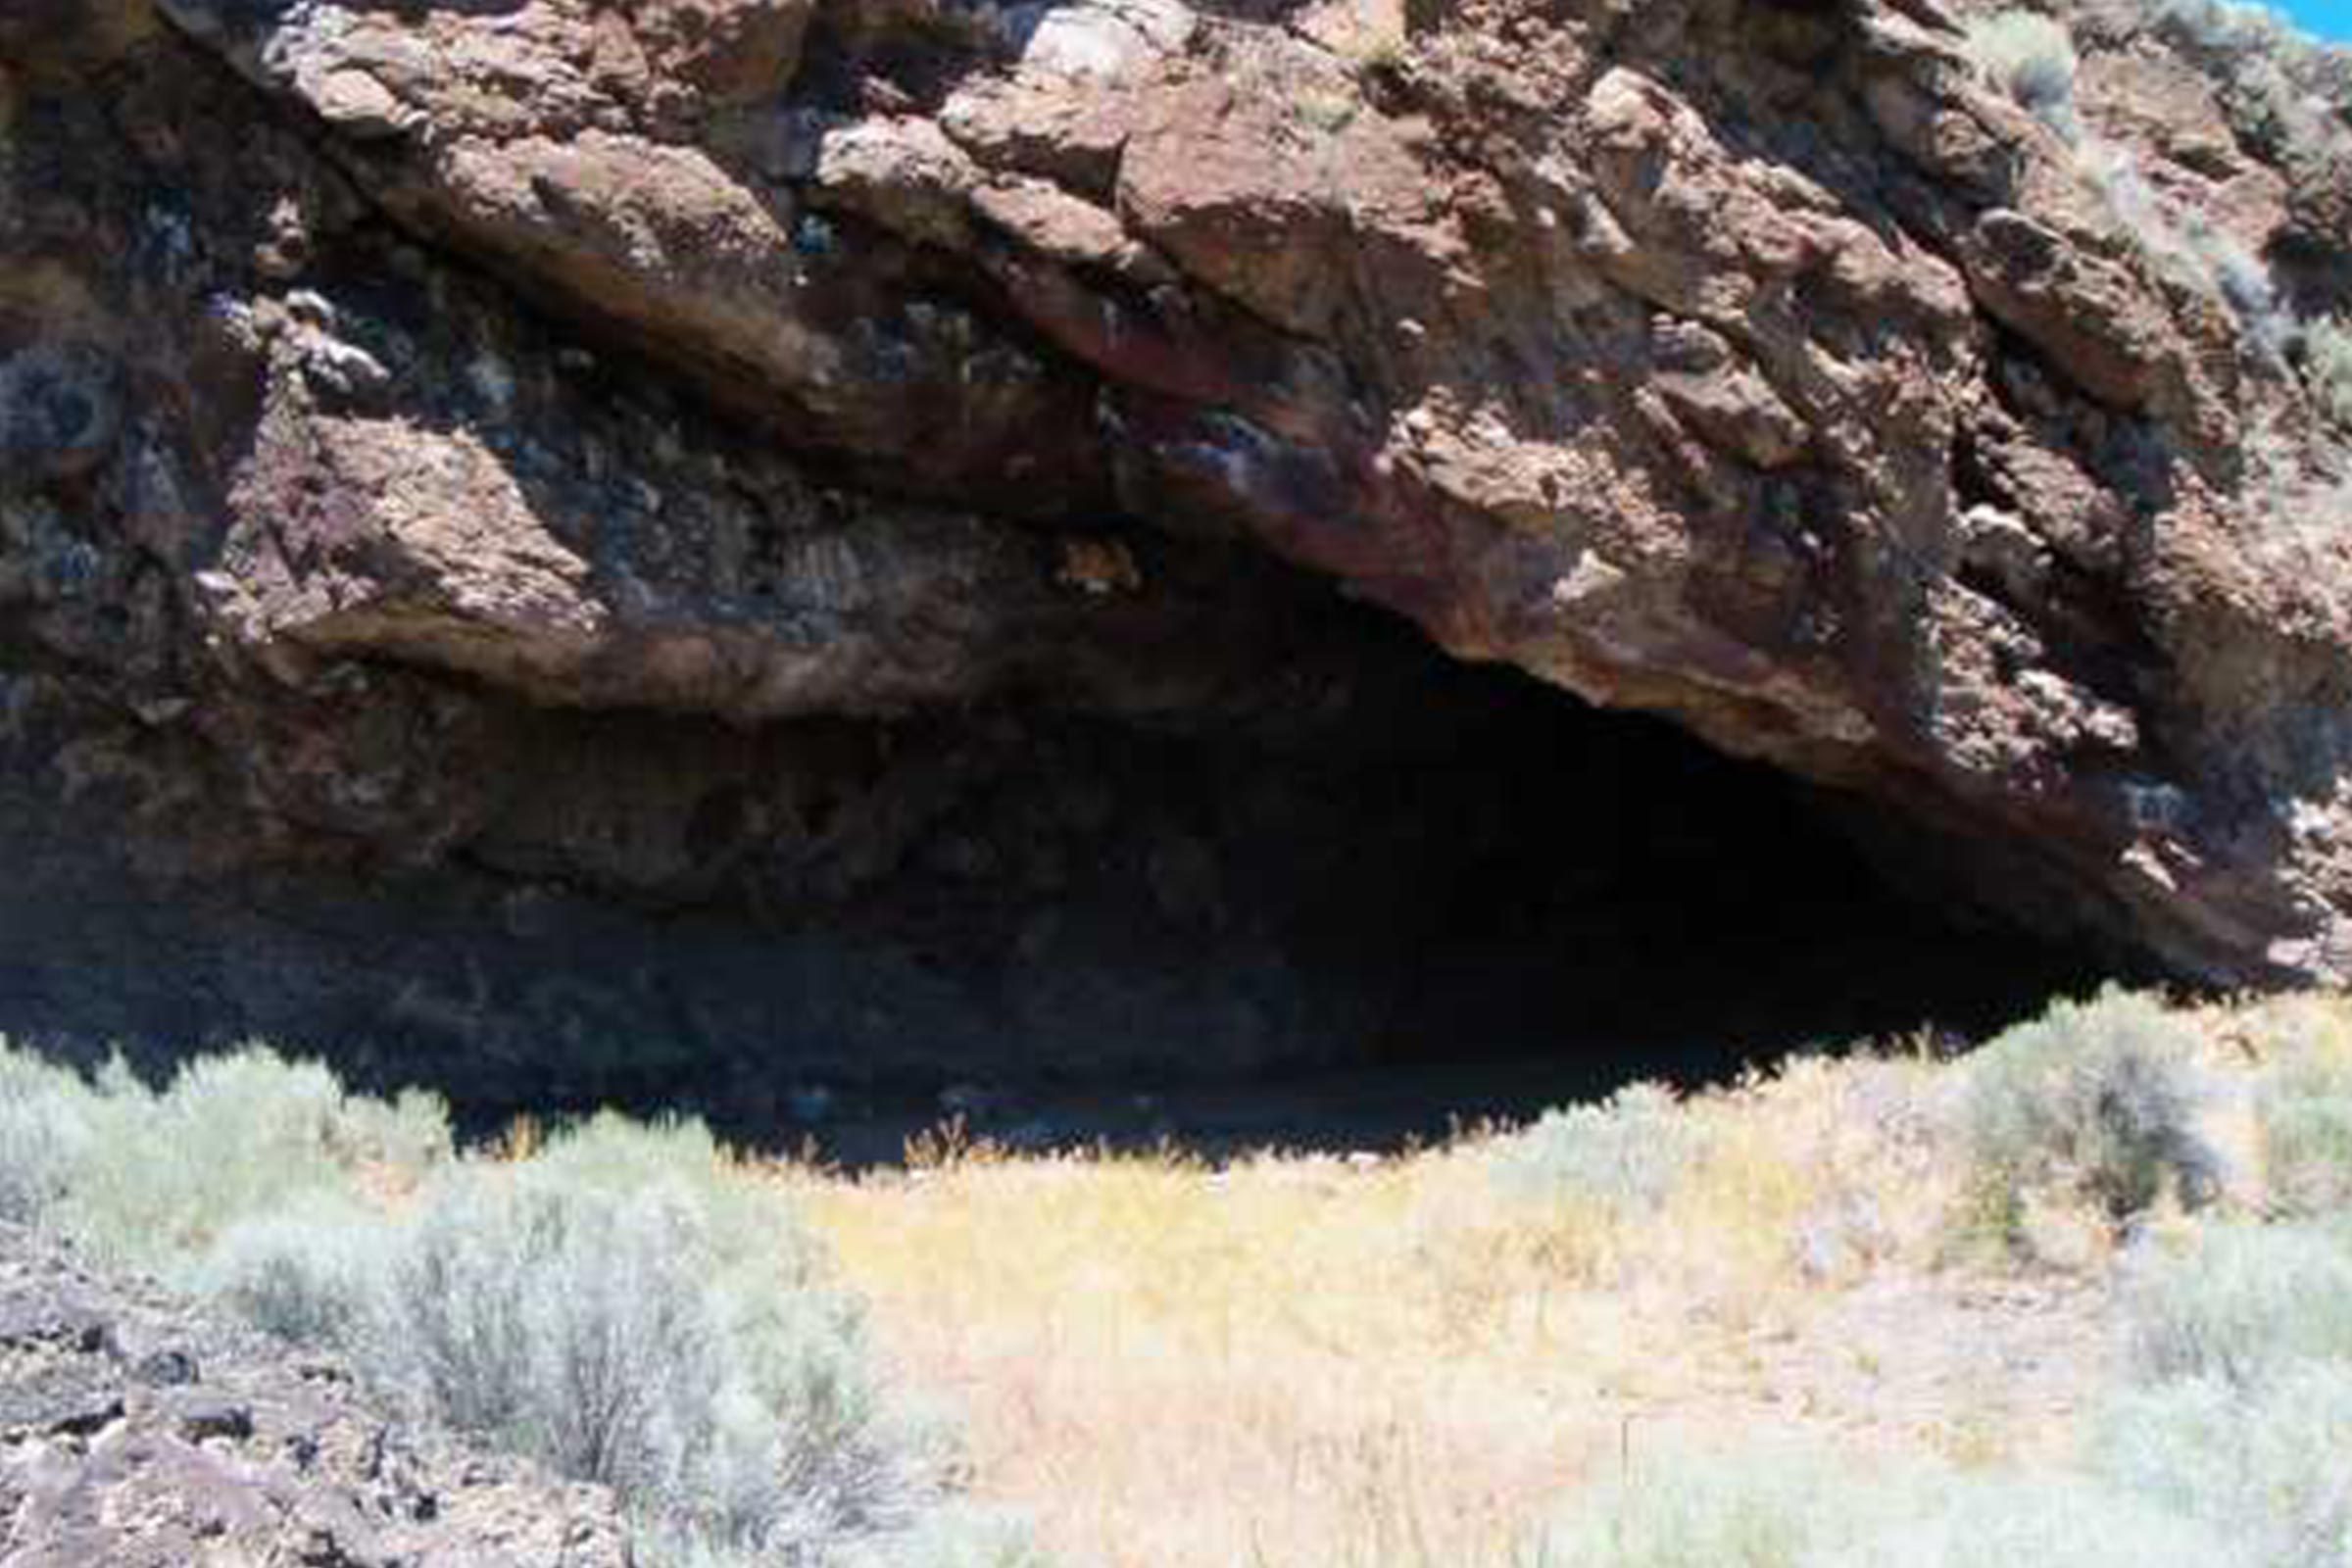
[
  {"left": 0, "top": 1225, "right": 630, "bottom": 1566},
  {"left": 0, "top": 0, "right": 2348, "bottom": 1091}
]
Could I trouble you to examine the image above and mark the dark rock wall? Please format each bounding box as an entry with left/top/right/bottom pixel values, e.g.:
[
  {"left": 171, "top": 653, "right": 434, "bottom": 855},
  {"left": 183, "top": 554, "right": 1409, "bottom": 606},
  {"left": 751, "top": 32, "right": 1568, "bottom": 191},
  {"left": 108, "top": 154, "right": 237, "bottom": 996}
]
[
  {"left": 0, "top": 598, "right": 2096, "bottom": 1123},
  {"left": 0, "top": 0, "right": 2343, "bottom": 1109}
]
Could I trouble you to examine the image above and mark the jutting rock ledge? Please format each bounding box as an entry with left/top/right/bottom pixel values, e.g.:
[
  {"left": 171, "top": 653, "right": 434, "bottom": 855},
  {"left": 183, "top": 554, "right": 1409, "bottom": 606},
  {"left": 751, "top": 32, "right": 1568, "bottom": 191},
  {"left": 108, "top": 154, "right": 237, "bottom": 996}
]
[{"left": 1, "top": 0, "right": 2349, "bottom": 1092}]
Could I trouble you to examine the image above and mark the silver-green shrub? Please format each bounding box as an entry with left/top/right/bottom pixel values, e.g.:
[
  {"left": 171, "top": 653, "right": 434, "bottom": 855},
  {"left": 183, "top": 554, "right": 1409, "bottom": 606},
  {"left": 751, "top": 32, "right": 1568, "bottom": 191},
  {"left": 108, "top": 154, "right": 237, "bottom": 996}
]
[
  {"left": 1961, "top": 5, "right": 2315, "bottom": 347},
  {"left": 2308, "top": 318, "right": 2352, "bottom": 430},
  {"left": 1527, "top": 1223, "right": 2352, "bottom": 1568},
  {"left": 2094, "top": 1215, "right": 2352, "bottom": 1565},
  {"left": 2140, "top": 0, "right": 2352, "bottom": 166},
  {"left": 1528, "top": 1443, "right": 2239, "bottom": 1568},
  {"left": 2256, "top": 1030, "right": 2352, "bottom": 1215},
  {"left": 378, "top": 1115, "right": 935, "bottom": 1560},
  {"left": 1968, "top": 11, "right": 2083, "bottom": 140},
  {"left": 2093, "top": 1361, "right": 2352, "bottom": 1568},
  {"left": 0, "top": 1045, "right": 98, "bottom": 1223},
  {"left": 0, "top": 1042, "right": 450, "bottom": 1267},
  {"left": 2081, "top": 141, "right": 2288, "bottom": 345},
  {"left": 1810, "top": 1472, "right": 2237, "bottom": 1568},
  {"left": 833, "top": 1505, "right": 1057, "bottom": 1568},
  {"left": 1962, "top": 990, "right": 2219, "bottom": 1235},
  {"left": 1492, "top": 1082, "right": 1691, "bottom": 1216},
  {"left": 109, "top": 1050, "right": 444, "bottom": 1268},
  {"left": 203, "top": 1189, "right": 394, "bottom": 1346},
  {"left": 0, "top": 1041, "right": 1019, "bottom": 1567},
  {"left": 2122, "top": 1219, "right": 2352, "bottom": 1387}
]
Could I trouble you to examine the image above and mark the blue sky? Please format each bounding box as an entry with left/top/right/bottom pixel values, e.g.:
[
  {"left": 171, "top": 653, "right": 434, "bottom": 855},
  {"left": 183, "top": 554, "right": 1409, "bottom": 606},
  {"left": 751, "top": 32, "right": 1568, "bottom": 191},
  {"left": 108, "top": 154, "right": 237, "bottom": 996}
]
[{"left": 2279, "top": 0, "right": 2352, "bottom": 41}]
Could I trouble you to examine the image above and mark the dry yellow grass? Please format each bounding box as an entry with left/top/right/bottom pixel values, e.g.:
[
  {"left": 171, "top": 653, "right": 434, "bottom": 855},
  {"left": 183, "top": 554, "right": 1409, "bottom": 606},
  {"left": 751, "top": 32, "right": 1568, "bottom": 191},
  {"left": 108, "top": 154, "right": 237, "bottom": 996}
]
[{"left": 781, "top": 1037, "right": 2184, "bottom": 1567}]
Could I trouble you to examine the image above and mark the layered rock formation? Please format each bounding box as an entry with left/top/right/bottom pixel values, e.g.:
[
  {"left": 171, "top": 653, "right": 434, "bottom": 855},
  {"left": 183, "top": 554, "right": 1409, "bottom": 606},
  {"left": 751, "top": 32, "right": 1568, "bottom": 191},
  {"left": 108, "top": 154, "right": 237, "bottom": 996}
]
[{"left": 0, "top": 0, "right": 2348, "bottom": 1094}]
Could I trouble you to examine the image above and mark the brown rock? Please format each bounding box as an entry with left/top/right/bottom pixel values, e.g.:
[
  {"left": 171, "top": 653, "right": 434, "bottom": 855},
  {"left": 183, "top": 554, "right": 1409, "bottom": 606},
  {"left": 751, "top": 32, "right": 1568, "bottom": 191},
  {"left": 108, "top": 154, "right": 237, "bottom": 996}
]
[{"left": 3, "top": 0, "right": 2352, "bottom": 1064}]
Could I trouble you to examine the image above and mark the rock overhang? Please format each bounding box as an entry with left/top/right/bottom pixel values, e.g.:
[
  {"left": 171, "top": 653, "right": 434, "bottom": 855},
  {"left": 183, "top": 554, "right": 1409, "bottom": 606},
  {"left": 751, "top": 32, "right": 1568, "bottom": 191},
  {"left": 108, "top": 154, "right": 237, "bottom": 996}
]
[{"left": 0, "top": 0, "right": 2347, "bottom": 1035}]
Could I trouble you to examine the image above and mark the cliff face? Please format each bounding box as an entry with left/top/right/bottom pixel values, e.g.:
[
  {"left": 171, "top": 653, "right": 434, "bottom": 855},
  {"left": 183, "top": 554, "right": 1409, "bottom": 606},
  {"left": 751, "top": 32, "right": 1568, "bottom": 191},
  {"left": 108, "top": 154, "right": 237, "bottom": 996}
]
[{"left": 0, "top": 0, "right": 2347, "bottom": 1092}]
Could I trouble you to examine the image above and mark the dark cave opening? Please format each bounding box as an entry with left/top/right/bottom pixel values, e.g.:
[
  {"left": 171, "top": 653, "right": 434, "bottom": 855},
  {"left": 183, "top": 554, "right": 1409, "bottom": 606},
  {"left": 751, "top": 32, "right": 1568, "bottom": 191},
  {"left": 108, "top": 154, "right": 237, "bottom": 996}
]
[
  {"left": 0, "top": 589, "right": 2115, "bottom": 1164},
  {"left": 787, "top": 625, "right": 2114, "bottom": 1162}
]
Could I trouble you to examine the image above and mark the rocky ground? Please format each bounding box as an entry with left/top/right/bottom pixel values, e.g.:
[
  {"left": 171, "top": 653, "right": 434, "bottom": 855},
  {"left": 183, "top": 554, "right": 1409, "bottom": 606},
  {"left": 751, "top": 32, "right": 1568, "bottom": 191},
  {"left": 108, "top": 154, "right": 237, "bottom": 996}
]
[{"left": 0, "top": 1224, "right": 629, "bottom": 1567}]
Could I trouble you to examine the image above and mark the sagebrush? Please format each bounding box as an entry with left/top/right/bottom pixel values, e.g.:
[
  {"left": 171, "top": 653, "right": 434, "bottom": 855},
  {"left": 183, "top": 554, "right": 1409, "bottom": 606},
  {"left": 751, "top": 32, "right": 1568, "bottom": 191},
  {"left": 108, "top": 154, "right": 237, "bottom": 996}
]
[
  {"left": 1960, "top": 989, "right": 2219, "bottom": 1240},
  {"left": 1529, "top": 1442, "right": 2235, "bottom": 1568},
  {"left": 2309, "top": 319, "right": 2352, "bottom": 430},
  {"left": 0, "top": 1042, "right": 1036, "bottom": 1568},
  {"left": 2139, "top": 0, "right": 2352, "bottom": 169},
  {"left": 1967, "top": 10, "right": 2083, "bottom": 140},
  {"left": 1491, "top": 1080, "right": 1691, "bottom": 1217}
]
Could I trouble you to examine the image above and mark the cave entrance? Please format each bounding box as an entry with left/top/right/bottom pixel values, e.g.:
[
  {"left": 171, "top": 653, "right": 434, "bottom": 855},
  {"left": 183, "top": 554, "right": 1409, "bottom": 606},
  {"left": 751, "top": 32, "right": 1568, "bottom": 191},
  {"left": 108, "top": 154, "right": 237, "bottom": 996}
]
[
  {"left": 0, "top": 585, "right": 2110, "bottom": 1165},
  {"left": 772, "top": 606, "right": 2107, "bottom": 1164}
]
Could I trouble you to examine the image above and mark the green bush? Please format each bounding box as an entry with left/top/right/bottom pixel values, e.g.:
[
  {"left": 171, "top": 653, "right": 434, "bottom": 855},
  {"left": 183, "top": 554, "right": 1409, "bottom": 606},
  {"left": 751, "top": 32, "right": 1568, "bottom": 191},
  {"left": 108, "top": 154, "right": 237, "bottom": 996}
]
[
  {"left": 2093, "top": 1361, "right": 2352, "bottom": 1568},
  {"left": 0, "top": 1042, "right": 450, "bottom": 1268},
  {"left": 834, "top": 1506, "right": 1057, "bottom": 1568},
  {"left": 1960, "top": 991, "right": 2219, "bottom": 1240},
  {"left": 1529, "top": 1204, "right": 2352, "bottom": 1568},
  {"left": 1963, "top": 3, "right": 2304, "bottom": 343},
  {"left": 2255, "top": 1015, "right": 2352, "bottom": 1214},
  {"left": 1527, "top": 1443, "right": 2237, "bottom": 1567},
  {"left": 1528, "top": 1209, "right": 2352, "bottom": 1568},
  {"left": 1810, "top": 1474, "right": 2236, "bottom": 1568},
  {"left": 1492, "top": 1082, "right": 1691, "bottom": 1217},
  {"left": 2308, "top": 318, "right": 2352, "bottom": 429},
  {"left": 2121, "top": 1219, "right": 2352, "bottom": 1387},
  {"left": 2096, "top": 1213, "right": 2352, "bottom": 1566},
  {"left": 203, "top": 1113, "right": 952, "bottom": 1564},
  {"left": 203, "top": 1189, "right": 393, "bottom": 1346},
  {"left": 389, "top": 1117, "right": 933, "bottom": 1558},
  {"left": 0, "top": 1041, "right": 1025, "bottom": 1568},
  {"left": 2141, "top": 0, "right": 2351, "bottom": 165},
  {"left": 1529, "top": 1442, "right": 1900, "bottom": 1567},
  {"left": 1968, "top": 11, "right": 2083, "bottom": 140},
  {"left": 0, "top": 1045, "right": 97, "bottom": 1223}
]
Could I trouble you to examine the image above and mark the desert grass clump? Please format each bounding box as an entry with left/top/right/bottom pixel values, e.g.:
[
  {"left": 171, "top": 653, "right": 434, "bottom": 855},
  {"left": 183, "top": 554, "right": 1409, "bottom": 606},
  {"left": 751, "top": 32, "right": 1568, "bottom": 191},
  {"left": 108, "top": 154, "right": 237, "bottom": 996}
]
[
  {"left": 1968, "top": 11, "right": 2083, "bottom": 140},
  {"left": 830, "top": 1504, "right": 1056, "bottom": 1568},
  {"left": 1527, "top": 1212, "right": 2352, "bottom": 1568},
  {"left": 1529, "top": 1443, "right": 1906, "bottom": 1566},
  {"left": 2260, "top": 1055, "right": 2352, "bottom": 1212},
  {"left": 1959, "top": 990, "right": 2219, "bottom": 1247},
  {"left": 1812, "top": 1473, "right": 2236, "bottom": 1568},
  {"left": 1491, "top": 1081, "right": 1691, "bottom": 1218}
]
